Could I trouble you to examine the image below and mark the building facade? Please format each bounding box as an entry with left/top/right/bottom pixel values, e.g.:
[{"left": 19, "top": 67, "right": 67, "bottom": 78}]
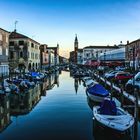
[
  {"left": 69, "top": 51, "right": 75, "bottom": 63},
  {"left": 126, "top": 39, "right": 140, "bottom": 70},
  {"left": 9, "top": 31, "right": 40, "bottom": 72},
  {"left": 0, "top": 28, "right": 9, "bottom": 76},
  {"left": 83, "top": 45, "right": 119, "bottom": 64},
  {"left": 40, "top": 44, "right": 49, "bottom": 70},
  {"left": 47, "top": 44, "right": 59, "bottom": 66},
  {"left": 47, "top": 49, "right": 55, "bottom": 67},
  {"left": 99, "top": 47, "right": 125, "bottom": 61},
  {"left": 77, "top": 49, "right": 83, "bottom": 65}
]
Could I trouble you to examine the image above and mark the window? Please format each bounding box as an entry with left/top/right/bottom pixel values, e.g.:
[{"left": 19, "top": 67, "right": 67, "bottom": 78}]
[
  {"left": 31, "top": 43, "right": 34, "bottom": 48},
  {"left": 6, "top": 48, "right": 8, "bottom": 56},
  {"left": 10, "top": 51, "right": 14, "bottom": 59},
  {"left": 35, "top": 54, "right": 38, "bottom": 59},
  {"left": 0, "top": 46, "right": 2, "bottom": 55},
  {"left": 31, "top": 52, "right": 34, "bottom": 59},
  {"left": 20, "top": 51, "right": 23, "bottom": 57},
  {"left": 28, "top": 52, "right": 30, "bottom": 58},
  {"left": 45, "top": 58, "right": 47, "bottom": 61},
  {"left": 9, "top": 41, "right": 14, "bottom": 46},
  {"left": 19, "top": 40, "right": 24, "bottom": 45},
  {"left": 0, "top": 33, "right": 2, "bottom": 41},
  {"left": 86, "top": 53, "right": 89, "bottom": 57},
  {"left": 35, "top": 45, "right": 38, "bottom": 49},
  {"left": 6, "top": 35, "right": 8, "bottom": 43}
]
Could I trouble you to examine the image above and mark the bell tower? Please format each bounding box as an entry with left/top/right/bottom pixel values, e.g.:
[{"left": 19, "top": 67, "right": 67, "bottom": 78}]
[{"left": 74, "top": 34, "right": 78, "bottom": 63}]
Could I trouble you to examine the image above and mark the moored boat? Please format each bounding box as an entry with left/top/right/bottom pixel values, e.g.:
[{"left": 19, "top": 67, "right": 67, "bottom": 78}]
[
  {"left": 93, "top": 98, "right": 134, "bottom": 135},
  {"left": 86, "top": 84, "right": 109, "bottom": 102}
]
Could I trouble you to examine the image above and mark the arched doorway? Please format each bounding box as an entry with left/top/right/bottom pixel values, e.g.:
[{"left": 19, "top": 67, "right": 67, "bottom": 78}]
[
  {"left": 36, "top": 63, "right": 38, "bottom": 69},
  {"left": 32, "top": 63, "right": 35, "bottom": 71},
  {"left": 28, "top": 63, "right": 31, "bottom": 70}
]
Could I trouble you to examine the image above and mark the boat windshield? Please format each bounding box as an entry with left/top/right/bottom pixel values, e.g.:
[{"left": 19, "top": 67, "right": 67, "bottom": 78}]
[{"left": 99, "top": 99, "right": 117, "bottom": 115}]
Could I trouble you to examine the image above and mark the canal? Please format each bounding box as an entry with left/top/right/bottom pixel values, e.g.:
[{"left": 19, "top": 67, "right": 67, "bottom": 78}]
[
  {"left": 0, "top": 71, "right": 139, "bottom": 140},
  {"left": 0, "top": 71, "right": 93, "bottom": 140}
]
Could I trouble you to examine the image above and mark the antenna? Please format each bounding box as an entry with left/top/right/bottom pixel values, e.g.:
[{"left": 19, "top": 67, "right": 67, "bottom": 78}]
[{"left": 14, "top": 20, "right": 18, "bottom": 32}]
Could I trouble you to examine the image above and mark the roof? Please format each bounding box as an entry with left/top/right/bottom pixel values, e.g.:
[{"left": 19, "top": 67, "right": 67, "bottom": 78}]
[
  {"left": 0, "top": 28, "right": 10, "bottom": 33},
  {"left": 127, "top": 39, "right": 140, "bottom": 45},
  {"left": 75, "top": 36, "right": 78, "bottom": 42},
  {"left": 84, "top": 45, "right": 119, "bottom": 49},
  {"left": 78, "top": 49, "right": 83, "bottom": 52},
  {"left": 47, "top": 47, "right": 58, "bottom": 49},
  {"left": 10, "top": 31, "right": 28, "bottom": 39},
  {"left": 9, "top": 31, "right": 40, "bottom": 44}
]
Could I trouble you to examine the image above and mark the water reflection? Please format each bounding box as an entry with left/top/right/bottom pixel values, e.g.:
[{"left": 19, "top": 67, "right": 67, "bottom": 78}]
[
  {"left": 45, "top": 71, "right": 59, "bottom": 90},
  {"left": 0, "top": 71, "right": 139, "bottom": 140},
  {"left": 9, "top": 84, "right": 41, "bottom": 116},
  {"left": 74, "top": 78, "right": 79, "bottom": 94},
  {"left": 0, "top": 71, "right": 60, "bottom": 134},
  {"left": 40, "top": 71, "right": 59, "bottom": 95},
  {"left": 92, "top": 124, "right": 132, "bottom": 140},
  {"left": 0, "top": 94, "right": 11, "bottom": 132}
]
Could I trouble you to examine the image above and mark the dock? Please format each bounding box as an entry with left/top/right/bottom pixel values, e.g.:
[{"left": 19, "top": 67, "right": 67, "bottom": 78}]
[{"left": 93, "top": 73, "right": 140, "bottom": 107}]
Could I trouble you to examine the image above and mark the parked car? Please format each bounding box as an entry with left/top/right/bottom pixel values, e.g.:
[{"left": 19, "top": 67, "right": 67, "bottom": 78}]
[
  {"left": 125, "top": 72, "right": 140, "bottom": 93},
  {"left": 114, "top": 72, "right": 133, "bottom": 84},
  {"left": 104, "top": 71, "right": 122, "bottom": 80},
  {"left": 115, "top": 66, "right": 125, "bottom": 71}
]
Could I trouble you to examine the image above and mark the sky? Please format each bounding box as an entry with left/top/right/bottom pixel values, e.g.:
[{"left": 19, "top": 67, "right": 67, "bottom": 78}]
[{"left": 1, "top": 0, "right": 140, "bottom": 58}]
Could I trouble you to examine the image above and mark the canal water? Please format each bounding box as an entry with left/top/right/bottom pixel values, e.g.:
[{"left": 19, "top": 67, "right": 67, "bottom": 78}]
[{"left": 0, "top": 71, "right": 139, "bottom": 140}]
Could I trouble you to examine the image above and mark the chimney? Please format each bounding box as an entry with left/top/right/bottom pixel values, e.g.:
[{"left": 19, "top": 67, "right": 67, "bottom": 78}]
[{"left": 127, "top": 40, "right": 129, "bottom": 44}]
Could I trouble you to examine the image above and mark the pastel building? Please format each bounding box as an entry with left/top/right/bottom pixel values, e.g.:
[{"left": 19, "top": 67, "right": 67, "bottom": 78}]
[
  {"left": 0, "top": 28, "right": 10, "bottom": 76},
  {"left": 9, "top": 31, "right": 40, "bottom": 72}
]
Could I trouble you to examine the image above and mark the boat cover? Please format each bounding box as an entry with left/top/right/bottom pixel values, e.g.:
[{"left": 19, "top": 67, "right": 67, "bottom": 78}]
[
  {"left": 31, "top": 72, "right": 40, "bottom": 77},
  {"left": 87, "top": 84, "right": 109, "bottom": 97},
  {"left": 99, "top": 99, "right": 117, "bottom": 115}
]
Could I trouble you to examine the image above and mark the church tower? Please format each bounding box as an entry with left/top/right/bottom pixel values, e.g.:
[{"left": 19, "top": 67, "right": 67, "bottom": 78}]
[{"left": 74, "top": 34, "right": 78, "bottom": 63}]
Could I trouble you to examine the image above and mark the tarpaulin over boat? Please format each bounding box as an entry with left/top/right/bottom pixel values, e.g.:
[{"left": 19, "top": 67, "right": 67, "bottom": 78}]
[
  {"left": 31, "top": 72, "right": 39, "bottom": 77},
  {"left": 99, "top": 99, "right": 117, "bottom": 115},
  {"left": 87, "top": 84, "right": 109, "bottom": 97}
]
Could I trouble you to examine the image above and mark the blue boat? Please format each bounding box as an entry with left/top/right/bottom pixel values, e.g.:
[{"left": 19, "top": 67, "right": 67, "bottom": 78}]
[{"left": 86, "top": 84, "right": 109, "bottom": 102}]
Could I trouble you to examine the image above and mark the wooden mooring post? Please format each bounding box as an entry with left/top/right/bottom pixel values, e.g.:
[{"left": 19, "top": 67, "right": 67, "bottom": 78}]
[
  {"left": 120, "top": 85, "right": 124, "bottom": 108},
  {"left": 133, "top": 88, "right": 139, "bottom": 140},
  {"left": 110, "top": 81, "right": 113, "bottom": 100}
]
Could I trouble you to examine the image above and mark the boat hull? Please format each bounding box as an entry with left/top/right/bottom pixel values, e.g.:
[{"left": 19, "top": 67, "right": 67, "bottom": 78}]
[
  {"left": 93, "top": 106, "right": 134, "bottom": 134},
  {"left": 86, "top": 91, "right": 109, "bottom": 102},
  {"left": 93, "top": 118, "right": 131, "bottom": 139}
]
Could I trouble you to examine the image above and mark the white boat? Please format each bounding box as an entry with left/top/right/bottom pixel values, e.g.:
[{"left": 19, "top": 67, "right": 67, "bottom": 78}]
[
  {"left": 93, "top": 99, "right": 134, "bottom": 134},
  {"left": 85, "top": 79, "right": 97, "bottom": 88},
  {"left": 82, "top": 77, "right": 91, "bottom": 83}
]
